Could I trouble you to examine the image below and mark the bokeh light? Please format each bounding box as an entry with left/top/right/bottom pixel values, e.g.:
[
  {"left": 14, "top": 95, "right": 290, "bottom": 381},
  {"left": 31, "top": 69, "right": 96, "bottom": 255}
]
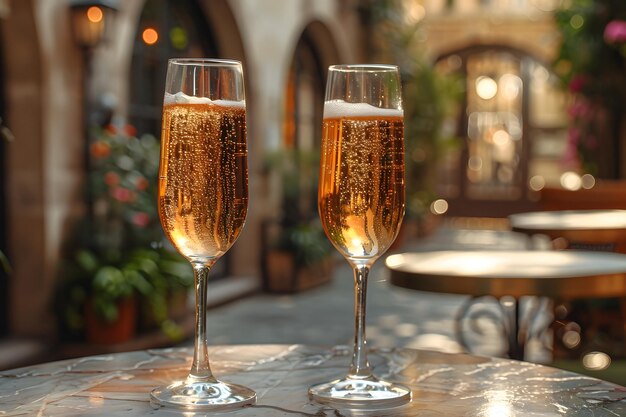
[
  {"left": 142, "top": 28, "right": 159, "bottom": 45},
  {"left": 581, "top": 174, "right": 595, "bottom": 189},
  {"left": 403, "top": 0, "right": 425, "bottom": 24},
  {"left": 430, "top": 199, "right": 449, "bottom": 215},
  {"left": 529, "top": 175, "right": 545, "bottom": 191},
  {"left": 86, "top": 6, "right": 103, "bottom": 23},
  {"left": 582, "top": 352, "right": 611, "bottom": 371},
  {"left": 499, "top": 74, "right": 522, "bottom": 100},
  {"left": 492, "top": 130, "right": 510, "bottom": 146},
  {"left": 476, "top": 76, "right": 498, "bottom": 100},
  {"left": 570, "top": 14, "right": 584, "bottom": 30},
  {"left": 560, "top": 171, "right": 582, "bottom": 190},
  {"left": 169, "top": 27, "right": 188, "bottom": 50},
  {"left": 562, "top": 330, "right": 580, "bottom": 349}
]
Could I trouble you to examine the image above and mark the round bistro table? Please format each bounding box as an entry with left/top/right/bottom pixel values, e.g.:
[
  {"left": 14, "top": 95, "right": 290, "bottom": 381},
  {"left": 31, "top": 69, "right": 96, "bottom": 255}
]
[
  {"left": 386, "top": 250, "right": 626, "bottom": 360},
  {"left": 1, "top": 344, "right": 625, "bottom": 416},
  {"left": 509, "top": 209, "right": 626, "bottom": 252}
]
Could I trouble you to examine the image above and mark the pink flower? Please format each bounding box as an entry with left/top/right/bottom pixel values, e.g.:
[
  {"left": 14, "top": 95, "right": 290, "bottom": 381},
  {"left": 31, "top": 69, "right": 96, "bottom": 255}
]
[
  {"left": 568, "top": 75, "right": 588, "bottom": 93},
  {"left": 131, "top": 212, "right": 150, "bottom": 228},
  {"left": 568, "top": 100, "right": 592, "bottom": 119},
  {"left": 567, "top": 127, "right": 581, "bottom": 146},
  {"left": 110, "top": 187, "right": 134, "bottom": 202},
  {"left": 604, "top": 20, "right": 626, "bottom": 44}
]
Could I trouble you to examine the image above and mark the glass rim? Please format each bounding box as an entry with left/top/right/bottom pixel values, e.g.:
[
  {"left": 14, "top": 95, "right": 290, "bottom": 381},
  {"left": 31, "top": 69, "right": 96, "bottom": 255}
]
[
  {"left": 328, "top": 64, "right": 399, "bottom": 73},
  {"left": 168, "top": 58, "right": 242, "bottom": 67}
]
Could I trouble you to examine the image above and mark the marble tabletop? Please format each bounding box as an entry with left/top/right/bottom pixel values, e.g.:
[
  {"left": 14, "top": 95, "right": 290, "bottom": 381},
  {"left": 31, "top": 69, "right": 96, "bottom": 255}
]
[
  {"left": 509, "top": 210, "right": 626, "bottom": 231},
  {"left": 1, "top": 344, "right": 625, "bottom": 416},
  {"left": 385, "top": 250, "right": 626, "bottom": 299},
  {"left": 509, "top": 210, "right": 626, "bottom": 251}
]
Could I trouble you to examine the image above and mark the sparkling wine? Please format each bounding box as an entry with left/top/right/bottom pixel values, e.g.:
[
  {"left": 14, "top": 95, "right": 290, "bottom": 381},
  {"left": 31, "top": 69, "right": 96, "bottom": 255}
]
[
  {"left": 318, "top": 102, "right": 405, "bottom": 261},
  {"left": 158, "top": 101, "right": 248, "bottom": 260}
]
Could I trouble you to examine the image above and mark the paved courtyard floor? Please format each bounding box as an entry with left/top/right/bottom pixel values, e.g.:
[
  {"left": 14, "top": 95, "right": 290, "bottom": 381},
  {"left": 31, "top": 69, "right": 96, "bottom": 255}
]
[
  {"left": 204, "top": 227, "right": 540, "bottom": 360},
  {"left": 194, "top": 225, "right": 626, "bottom": 386}
]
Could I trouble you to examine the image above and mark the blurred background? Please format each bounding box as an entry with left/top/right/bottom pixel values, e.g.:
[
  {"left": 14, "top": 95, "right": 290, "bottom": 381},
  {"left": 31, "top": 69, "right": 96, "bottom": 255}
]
[{"left": 1, "top": 0, "right": 626, "bottom": 385}]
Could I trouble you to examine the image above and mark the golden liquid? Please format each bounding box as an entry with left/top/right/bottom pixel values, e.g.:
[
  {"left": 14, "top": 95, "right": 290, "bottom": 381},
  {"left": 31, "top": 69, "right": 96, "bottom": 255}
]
[
  {"left": 319, "top": 115, "right": 405, "bottom": 262},
  {"left": 158, "top": 102, "right": 248, "bottom": 261}
]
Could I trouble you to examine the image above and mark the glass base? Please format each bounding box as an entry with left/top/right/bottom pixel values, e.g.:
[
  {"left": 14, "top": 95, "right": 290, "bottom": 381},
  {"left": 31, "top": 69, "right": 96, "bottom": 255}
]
[
  {"left": 308, "top": 376, "right": 411, "bottom": 409},
  {"left": 150, "top": 378, "right": 256, "bottom": 411}
]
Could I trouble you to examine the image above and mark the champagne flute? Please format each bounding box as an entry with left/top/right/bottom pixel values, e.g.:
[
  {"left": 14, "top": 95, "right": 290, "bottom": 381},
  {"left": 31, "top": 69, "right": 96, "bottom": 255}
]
[
  {"left": 150, "top": 58, "right": 255, "bottom": 410},
  {"left": 309, "top": 64, "right": 410, "bottom": 408}
]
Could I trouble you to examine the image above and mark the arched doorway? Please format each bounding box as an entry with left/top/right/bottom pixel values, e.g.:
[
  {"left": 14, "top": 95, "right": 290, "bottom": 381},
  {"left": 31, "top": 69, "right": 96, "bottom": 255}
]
[
  {"left": 279, "top": 21, "right": 341, "bottom": 227},
  {"left": 261, "top": 21, "right": 339, "bottom": 291},
  {"left": 281, "top": 21, "right": 340, "bottom": 222},
  {"left": 434, "top": 45, "right": 569, "bottom": 217},
  {"left": 281, "top": 27, "right": 326, "bottom": 223}
]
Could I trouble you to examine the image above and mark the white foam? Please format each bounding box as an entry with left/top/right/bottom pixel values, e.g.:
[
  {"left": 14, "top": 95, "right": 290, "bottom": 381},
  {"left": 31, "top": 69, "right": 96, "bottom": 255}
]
[
  {"left": 164, "top": 92, "right": 245, "bottom": 109},
  {"left": 323, "top": 100, "right": 403, "bottom": 119}
]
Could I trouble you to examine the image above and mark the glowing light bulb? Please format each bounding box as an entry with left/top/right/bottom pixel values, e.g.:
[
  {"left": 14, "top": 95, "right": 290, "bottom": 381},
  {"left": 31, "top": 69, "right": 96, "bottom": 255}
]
[
  {"left": 143, "top": 28, "right": 159, "bottom": 45},
  {"left": 87, "top": 6, "right": 103, "bottom": 23}
]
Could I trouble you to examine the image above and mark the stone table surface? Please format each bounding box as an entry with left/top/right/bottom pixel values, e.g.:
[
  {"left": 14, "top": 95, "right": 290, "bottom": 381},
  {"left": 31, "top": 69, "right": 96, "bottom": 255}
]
[
  {"left": 385, "top": 250, "right": 626, "bottom": 299},
  {"left": 509, "top": 209, "right": 626, "bottom": 231},
  {"left": 509, "top": 209, "right": 626, "bottom": 251},
  {"left": 1, "top": 344, "right": 625, "bottom": 416}
]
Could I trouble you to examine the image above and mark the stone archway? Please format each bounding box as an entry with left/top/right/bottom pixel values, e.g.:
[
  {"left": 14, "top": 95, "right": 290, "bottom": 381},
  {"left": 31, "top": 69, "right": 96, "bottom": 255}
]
[
  {"left": 432, "top": 44, "right": 567, "bottom": 217},
  {"left": 298, "top": 20, "right": 341, "bottom": 73},
  {"left": 423, "top": 14, "right": 559, "bottom": 65}
]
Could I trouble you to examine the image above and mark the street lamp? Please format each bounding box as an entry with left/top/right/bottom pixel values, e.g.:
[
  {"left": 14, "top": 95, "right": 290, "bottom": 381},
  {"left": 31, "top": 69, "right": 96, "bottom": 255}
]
[
  {"left": 69, "top": 0, "right": 119, "bottom": 50},
  {"left": 69, "top": 0, "right": 119, "bottom": 235}
]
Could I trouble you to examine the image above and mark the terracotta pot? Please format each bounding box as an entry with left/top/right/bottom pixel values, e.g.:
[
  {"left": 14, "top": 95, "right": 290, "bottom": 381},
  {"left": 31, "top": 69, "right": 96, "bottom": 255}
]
[
  {"left": 265, "top": 251, "right": 296, "bottom": 293},
  {"left": 84, "top": 296, "right": 137, "bottom": 345},
  {"left": 265, "top": 250, "right": 333, "bottom": 293}
]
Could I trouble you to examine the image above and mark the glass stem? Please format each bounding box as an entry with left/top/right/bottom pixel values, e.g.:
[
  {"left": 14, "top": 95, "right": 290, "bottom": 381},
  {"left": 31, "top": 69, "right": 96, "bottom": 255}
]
[
  {"left": 348, "top": 263, "right": 373, "bottom": 380},
  {"left": 189, "top": 261, "right": 217, "bottom": 383}
]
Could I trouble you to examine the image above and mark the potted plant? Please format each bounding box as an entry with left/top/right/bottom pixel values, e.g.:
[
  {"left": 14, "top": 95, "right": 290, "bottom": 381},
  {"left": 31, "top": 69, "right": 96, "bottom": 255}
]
[
  {"left": 262, "top": 149, "right": 335, "bottom": 293},
  {"left": 263, "top": 220, "right": 334, "bottom": 293},
  {"left": 55, "top": 124, "right": 193, "bottom": 345}
]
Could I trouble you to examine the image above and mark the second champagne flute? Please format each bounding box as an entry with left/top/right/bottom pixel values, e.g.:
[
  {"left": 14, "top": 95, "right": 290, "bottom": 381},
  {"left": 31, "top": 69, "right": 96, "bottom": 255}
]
[
  {"left": 309, "top": 64, "right": 411, "bottom": 408},
  {"left": 150, "top": 58, "right": 255, "bottom": 411}
]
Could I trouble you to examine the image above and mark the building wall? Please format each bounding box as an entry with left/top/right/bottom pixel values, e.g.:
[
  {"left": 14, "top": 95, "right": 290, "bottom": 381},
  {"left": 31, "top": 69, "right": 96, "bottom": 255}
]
[
  {"left": 2, "top": 0, "right": 365, "bottom": 336},
  {"left": 422, "top": 13, "right": 560, "bottom": 64},
  {"left": 3, "top": 0, "right": 50, "bottom": 337}
]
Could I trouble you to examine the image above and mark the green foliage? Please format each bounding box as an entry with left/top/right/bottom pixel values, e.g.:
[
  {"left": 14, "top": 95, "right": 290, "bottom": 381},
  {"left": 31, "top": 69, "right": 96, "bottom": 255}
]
[
  {"left": 275, "top": 221, "right": 332, "bottom": 267},
  {"left": 56, "top": 246, "right": 191, "bottom": 341},
  {"left": 553, "top": 0, "right": 626, "bottom": 94},
  {"left": 552, "top": 0, "right": 626, "bottom": 174},
  {"left": 56, "top": 125, "right": 192, "bottom": 341},
  {"left": 86, "top": 125, "right": 162, "bottom": 252},
  {"left": 264, "top": 148, "right": 333, "bottom": 267},
  {"left": 369, "top": 0, "right": 464, "bottom": 218}
]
